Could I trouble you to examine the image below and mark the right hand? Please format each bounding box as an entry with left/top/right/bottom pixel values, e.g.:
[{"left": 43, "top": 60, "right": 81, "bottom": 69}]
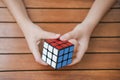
[
  {"left": 60, "top": 23, "right": 91, "bottom": 66},
  {"left": 21, "top": 23, "right": 60, "bottom": 65}
]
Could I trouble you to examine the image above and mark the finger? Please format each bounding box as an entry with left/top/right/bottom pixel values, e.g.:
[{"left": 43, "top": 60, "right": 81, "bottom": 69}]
[
  {"left": 68, "top": 39, "right": 79, "bottom": 52},
  {"left": 28, "top": 40, "right": 48, "bottom": 65},
  {"left": 60, "top": 32, "right": 74, "bottom": 41},
  {"left": 68, "top": 41, "right": 88, "bottom": 66},
  {"left": 67, "top": 48, "right": 82, "bottom": 66},
  {"left": 41, "top": 31, "right": 60, "bottom": 39}
]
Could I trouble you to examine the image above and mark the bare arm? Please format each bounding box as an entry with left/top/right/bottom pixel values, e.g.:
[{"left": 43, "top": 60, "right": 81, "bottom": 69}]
[
  {"left": 2, "top": 0, "right": 60, "bottom": 65},
  {"left": 60, "top": 0, "right": 117, "bottom": 65},
  {"left": 80, "top": 0, "right": 117, "bottom": 35},
  {"left": 2, "top": 0, "right": 32, "bottom": 30}
]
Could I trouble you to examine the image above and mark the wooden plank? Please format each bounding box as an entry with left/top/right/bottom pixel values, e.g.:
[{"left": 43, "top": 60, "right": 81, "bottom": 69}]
[
  {"left": 0, "top": 71, "right": 120, "bottom": 80},
  {"left": 0, "top": 23, "right": 24, "bottom": 37},
  {"left": 88, "top": 38, "right": 120, "bottom": 52},
  {"left": 0, "top": 23, "right": 120, "bottom": 37},
  {"left": 24, "top": 0, "right": 120, "bottom": 8},
  {"left": 0, "top": 0, "right": 120, "bottom": 8},
  {"left": 0, "top": 54, "right": 120, "bottom": 70},
  {"left": 0, "top": 8, "right": 120, "bottom": 22},
  {"left": 0, "top": 39, "right": 29, "bottom": 53},
  {"left": 0, "top": 38, "right": 119, "bottom": 53}
]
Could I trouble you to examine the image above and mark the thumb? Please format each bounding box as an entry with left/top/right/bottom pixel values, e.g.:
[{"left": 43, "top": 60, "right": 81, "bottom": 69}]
[
  {"left": 28, "top": 41, "right": 48, "bottom": 65},
  {"left": 41, "top": 31, "right": 60, "bottom": 39},
  {"left": 60, "top": 32, "right": 74, "bottom": 41}
]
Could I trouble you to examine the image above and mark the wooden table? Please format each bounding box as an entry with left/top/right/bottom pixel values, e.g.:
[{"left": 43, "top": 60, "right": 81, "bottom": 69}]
[{"left": 0, "top": 0, "right": 120, "bottom": 80}]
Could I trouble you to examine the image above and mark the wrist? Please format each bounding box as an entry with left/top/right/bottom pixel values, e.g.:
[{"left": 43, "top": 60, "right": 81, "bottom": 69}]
[
  {"left": 82, "top": 19, "right": 98, "bottom": 27},
  {"left": 73, "top": 22, "right": 95, "bottom": 37},
  {"left": 81, "top": 22, "right": 96, "bottom": 34}
]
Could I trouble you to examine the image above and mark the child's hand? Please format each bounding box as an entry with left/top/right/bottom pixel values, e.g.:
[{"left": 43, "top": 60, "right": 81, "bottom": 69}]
[
  {"left": 22, "top": 23, "right": 60, "bottom": 65},
  {"left": 60, "top": 23, "right": 91, "bottom": 66}
]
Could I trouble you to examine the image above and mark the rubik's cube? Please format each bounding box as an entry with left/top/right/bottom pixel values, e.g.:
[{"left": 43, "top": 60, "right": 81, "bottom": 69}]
[{"left": 42, "top": 39, "right": 74, "bottom": 69}]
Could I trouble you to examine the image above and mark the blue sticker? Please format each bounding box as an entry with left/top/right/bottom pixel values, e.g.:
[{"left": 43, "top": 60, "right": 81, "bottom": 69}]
[
  {"left": 67, "top": 59, "right": 72, "bottom": 65},
  {"left": 58, "top": 56, "right": 63, "bottom": 62},
  {"left": 57, "top": 62, "right": 62, "bottom": 69},
  {"left": 63, "top": 54, "right": 68, "bottom": 60},
  {"left": 69, "top": 46, "right": 74, "bottom": 52},
  {"left": 62, "top": 60, "right": 67, "bottom": 67},
  {"left": 64, "top": 48, "right": 69, "bottom": 54},
  {"left": 68, "top": 52, "right": 73, "bottom": 58},
  {"left": 59, "top": 50, "right": 64, "bottom": 56}
]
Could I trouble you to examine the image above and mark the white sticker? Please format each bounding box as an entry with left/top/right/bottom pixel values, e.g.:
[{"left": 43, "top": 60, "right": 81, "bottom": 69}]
[
  {"left": 43, "top": 48, "right": 47, "bottom": 55},
  {"left": 48, "top": 51, "right": 52, "bottom": 59},
  {"left": 42, "top": 55, "right": 46, "bottom": 62},
  {"left": 52, "top": 55, "right": 57, "bottom": 62},
  {"left": 44, "top": 42, "right": 49, "bottom": 49},
  {"left": 53, "top": 48, "right": 58, "bottom": 55},
  {"left": 47, "top": 58, "right": 51, "bottom": 65},
  {"left": 51, "top": 61, "right": 56, "bottom": 68},
  {"left": 48, "top": 45, "right": 53, "bottom": 52}
]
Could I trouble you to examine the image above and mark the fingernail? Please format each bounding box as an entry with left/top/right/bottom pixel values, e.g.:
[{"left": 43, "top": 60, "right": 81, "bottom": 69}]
[{"left": 60, "top": 36, "right": 66, "bottom": 41}]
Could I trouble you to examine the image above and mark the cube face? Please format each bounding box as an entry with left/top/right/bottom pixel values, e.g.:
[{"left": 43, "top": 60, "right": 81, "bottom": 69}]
[{"left": 42, "top": 39, "right": 74, "bottom": 69}]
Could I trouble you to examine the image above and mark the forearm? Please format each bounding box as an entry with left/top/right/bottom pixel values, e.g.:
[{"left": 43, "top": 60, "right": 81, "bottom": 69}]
[
  {"left": 76, "top": 0, "right": 117, "bottom": 35},
  {"left": 2, "top": 0, "right": 33, "bottom": 30}
]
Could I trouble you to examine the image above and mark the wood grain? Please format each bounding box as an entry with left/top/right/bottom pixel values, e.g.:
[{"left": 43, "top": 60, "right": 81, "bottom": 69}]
[
  {"left": 0, "top": 38, "right": 119, "bottom": 53},
  {"left": 0, "top": 54, "right": 120, "bottom": 70},
  {"left": 0, "top": 23, "right": 120, "bottom": 37},
  {"left": 0, "top": 8, "right": 120, "bottom": 22},
  {"left": 0, "top": 71, "right": 120, "bottom": 80},
  {"left": 0, "top": 0, "right": 120, "bottom": 8},
  {"left": 0, "top": 0, "right": 120, "bottom": 79},
  {"left": 0, "top": 39, "right": 29, "bottom": 53}
]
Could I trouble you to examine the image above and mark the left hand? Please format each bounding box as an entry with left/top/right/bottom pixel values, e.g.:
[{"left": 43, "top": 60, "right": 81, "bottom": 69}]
[{"left": 60, "top": 23, "right": 91, "bottom": 66}]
